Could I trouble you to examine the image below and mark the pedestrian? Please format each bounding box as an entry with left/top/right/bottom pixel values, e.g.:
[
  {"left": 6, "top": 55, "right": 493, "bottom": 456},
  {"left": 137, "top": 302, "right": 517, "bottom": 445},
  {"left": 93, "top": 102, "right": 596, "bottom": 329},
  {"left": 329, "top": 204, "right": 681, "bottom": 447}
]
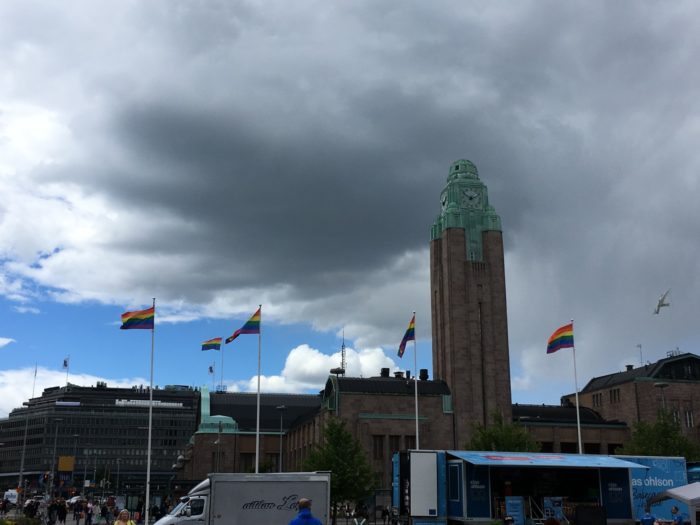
[
  {"left": 57, "top": 499, "right": 68, "bottom": 525},
  {"left": 671, "top": 506, "right": 684, "bottom": 525},
  {"left": 289, "top": 498, "right": 322, "bottom": 525},
  {"left": 86, "top": 499, "right": 94, "bottom": 525},
  {"left": 640, "top": 507, "right": 657, "bottom": 525},
  {"left": 381, "top": 506, "right": 389, "bottom": 525},
  {"left": 353, "top": 507, "right": 367, "bottom": 525},
  {"left": 114, "top": 509, "right": 135, "bottom": 525}
]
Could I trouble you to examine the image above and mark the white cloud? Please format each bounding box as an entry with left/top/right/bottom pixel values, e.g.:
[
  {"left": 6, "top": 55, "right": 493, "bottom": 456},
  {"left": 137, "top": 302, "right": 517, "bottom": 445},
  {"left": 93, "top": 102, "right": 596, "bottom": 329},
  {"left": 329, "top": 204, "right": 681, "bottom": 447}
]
[
  {"left": 0, "top": 337, "right": 16, "bottom": 348},
  {"left": 228, "top": 344, "right": 399, "bottom": 394},
  {"left": 0, "top": 366, "right": 147, "bottom": 418},
  {"left": 13, "top": 305, "right": 39, "bottom": 314}
]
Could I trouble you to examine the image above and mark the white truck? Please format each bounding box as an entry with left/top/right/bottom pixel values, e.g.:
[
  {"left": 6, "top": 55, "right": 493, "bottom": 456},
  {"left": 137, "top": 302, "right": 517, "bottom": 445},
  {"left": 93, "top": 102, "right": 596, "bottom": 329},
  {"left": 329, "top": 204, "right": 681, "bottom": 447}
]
[{"left": 155, "top": 472, "right": 331, "bottom": 525}]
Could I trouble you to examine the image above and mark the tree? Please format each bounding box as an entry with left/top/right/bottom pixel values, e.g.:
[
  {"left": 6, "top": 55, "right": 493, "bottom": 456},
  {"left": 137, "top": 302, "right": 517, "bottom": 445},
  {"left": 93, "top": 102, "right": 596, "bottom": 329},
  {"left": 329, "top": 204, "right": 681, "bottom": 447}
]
[
  {"left": 617, "top": 410, "right": 699, "bottom": 459},
  {"left": 303, "top": 416, "right": 375, "bottom": 525},
  {"left": 465, "top": 412, "right": 541, "bottom": 452}
]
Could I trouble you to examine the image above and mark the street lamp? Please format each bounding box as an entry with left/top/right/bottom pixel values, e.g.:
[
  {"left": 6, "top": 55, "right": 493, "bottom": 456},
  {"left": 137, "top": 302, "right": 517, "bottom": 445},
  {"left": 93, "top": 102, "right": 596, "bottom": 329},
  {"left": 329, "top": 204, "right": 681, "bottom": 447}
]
[
  {"left": 276, "top": 405, "right": 286, "bottom": 473},
  {"left": 115, "top": 458, "right": 121, "bottom": 503},
  {"left": 18, "top": 402, "right": 31, "bottom": 507},
  {"left": 48, "top": 418, "right": 64, "bottom": 499},
  {"left": 70, "top": 434, "right": 79, "bottom": 488},
  {"left": 655, "top": 382, "right": 670, "bottom": 410}
]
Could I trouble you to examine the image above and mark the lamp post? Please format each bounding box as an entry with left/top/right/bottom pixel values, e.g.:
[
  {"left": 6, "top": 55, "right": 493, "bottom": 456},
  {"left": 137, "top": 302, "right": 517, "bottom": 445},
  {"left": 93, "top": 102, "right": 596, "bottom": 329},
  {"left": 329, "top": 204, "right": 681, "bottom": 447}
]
[
  {"left": 18, "top": 402, "right": 31, "bottom": 507},
  {"left": 116, "top": 458, "right": 121, "bottom": 504},
  {"left": 655, "top": 382, "right": 670, "bottom": 410},
  {"left": 276, "top": 405, "right": 286, "bottom": 472},
  {"left": 83, "top": 449, "right": 89, "bottom": 494},
  {"left": 70, "top": 434, "right": 79, "bottom": 489},
  {"left": 48, "top": 418, "right": 63, "bottom": 499}
]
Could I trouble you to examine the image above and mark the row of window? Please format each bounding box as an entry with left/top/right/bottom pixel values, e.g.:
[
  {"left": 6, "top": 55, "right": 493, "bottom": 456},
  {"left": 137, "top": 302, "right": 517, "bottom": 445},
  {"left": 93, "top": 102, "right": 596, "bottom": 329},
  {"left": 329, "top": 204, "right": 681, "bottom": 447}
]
[{"left": 372, "top": 434, "right": 416, "bottom": 460}]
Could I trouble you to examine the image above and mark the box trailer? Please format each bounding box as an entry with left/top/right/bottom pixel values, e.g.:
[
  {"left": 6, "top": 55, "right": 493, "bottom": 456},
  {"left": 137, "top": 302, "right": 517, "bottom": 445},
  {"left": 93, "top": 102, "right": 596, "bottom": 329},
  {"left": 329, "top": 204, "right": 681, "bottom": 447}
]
[{"left": 155, "top": 472, "right": 331, "bottom": 525}]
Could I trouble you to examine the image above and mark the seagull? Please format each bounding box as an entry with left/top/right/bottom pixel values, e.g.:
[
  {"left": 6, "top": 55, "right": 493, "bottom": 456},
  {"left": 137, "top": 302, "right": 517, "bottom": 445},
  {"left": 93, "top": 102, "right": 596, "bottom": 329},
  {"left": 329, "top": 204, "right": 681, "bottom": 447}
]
[{"left": 653, "top": 289, "right": 671, "bottom": 315}]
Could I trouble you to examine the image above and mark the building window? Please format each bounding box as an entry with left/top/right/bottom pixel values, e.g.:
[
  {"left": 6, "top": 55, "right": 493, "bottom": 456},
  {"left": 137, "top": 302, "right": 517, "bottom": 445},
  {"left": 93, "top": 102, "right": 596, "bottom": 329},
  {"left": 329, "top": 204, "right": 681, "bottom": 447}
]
[
  {"left": 560, "top": 442, "right": 577, "bottom": 453},
  {"left": 608, "top": 443, "right": 623, "bottom": 454},
  {"left": 686, "top": 410, "right": 694, "bottom": 428},
  {"left": 373, "top": 435, "right": 384, "bottom": 460},
  {"left": 592, "top": 393, "right": 602, "bottom": 407},
  {"left": 609, "top": 388, "right": 620, "bottom": 404},
  {"left": 584, "top": 443, "right": 600, "bottom": 454},
  {"left": 404, "top": 435, "right": 416, "bottom": 450},
  {"left": 540, "top": 442, "right": 554, "bottom": 452},
  {"left": 389, "top": 435, "right": 401, "bottom": 454}
]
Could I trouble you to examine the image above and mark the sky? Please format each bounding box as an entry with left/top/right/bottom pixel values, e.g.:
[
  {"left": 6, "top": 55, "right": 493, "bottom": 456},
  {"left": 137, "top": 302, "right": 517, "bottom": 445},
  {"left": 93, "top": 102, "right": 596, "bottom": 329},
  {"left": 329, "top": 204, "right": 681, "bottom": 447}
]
[{"left": 2, "top": 1, "right": 700, "bottom": 419}]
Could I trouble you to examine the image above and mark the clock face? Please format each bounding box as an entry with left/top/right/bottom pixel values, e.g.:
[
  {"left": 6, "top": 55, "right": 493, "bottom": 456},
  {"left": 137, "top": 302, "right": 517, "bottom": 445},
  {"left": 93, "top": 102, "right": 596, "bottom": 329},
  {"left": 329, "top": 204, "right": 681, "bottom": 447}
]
[
  {"left": 461, "top": 188, "right": 481, "bottom": 208},
  {"left": 440, "top": 194, "right": 448, "bottom": 210}
]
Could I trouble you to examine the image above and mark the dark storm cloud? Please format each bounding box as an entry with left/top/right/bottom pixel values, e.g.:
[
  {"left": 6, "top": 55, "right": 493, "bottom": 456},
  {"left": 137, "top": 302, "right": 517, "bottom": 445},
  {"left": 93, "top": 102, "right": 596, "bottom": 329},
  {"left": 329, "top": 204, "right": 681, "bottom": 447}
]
[{"left": 4, "top": 0, "right": 700, "bottom": 393}]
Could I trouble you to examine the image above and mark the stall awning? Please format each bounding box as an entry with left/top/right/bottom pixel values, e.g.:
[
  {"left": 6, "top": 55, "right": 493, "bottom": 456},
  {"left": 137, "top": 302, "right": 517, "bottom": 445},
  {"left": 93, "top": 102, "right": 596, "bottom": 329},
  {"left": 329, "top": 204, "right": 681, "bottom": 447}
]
[
  {"left": 447, "top": 451, "right": 648, "bottom": 469},
  {"left": 649, "top": 482, "right": 700, "bottom": 507}
]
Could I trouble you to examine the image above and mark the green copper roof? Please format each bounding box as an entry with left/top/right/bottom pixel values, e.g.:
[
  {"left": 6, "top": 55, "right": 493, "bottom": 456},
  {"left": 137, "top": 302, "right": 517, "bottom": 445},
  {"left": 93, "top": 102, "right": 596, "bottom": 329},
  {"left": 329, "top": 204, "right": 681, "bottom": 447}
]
[
  {"left": 196, "top": 386, "right": 239, "bottom": 434},
  {"left": 430, "top": 159, "right": 502, "bottom": 261}
]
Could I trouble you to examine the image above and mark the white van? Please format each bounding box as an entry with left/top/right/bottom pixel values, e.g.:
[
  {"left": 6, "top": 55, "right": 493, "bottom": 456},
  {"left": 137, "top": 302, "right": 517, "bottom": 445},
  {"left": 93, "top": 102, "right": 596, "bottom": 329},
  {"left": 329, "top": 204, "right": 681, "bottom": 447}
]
[{"left": 3, "top": 489, "right": 18, "bottom": 506}]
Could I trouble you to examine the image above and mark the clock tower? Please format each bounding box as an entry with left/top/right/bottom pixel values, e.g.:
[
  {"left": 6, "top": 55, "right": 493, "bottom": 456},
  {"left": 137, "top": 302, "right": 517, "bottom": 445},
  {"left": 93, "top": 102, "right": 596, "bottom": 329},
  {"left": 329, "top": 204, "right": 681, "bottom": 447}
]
[{"left": 430, "top": 159, "right": 512, "bottom": 448}]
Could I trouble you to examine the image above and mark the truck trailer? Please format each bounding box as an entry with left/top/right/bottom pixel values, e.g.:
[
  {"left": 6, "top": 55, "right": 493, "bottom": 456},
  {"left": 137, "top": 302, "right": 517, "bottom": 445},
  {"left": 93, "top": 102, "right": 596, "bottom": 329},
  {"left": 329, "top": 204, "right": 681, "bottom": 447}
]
[
  {"left": 393, "top": 450, "right": 655, "bottom": 525},
  {"left": 155, "top": 472, "right": 331, "bottom": 525}
]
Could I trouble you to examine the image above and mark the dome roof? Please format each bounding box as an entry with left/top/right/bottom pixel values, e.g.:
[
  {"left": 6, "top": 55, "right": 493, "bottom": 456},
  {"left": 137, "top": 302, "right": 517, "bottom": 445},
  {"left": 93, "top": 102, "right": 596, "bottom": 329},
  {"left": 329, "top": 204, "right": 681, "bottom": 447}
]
[{"left": 447, "top": 159, "right": 479, "bottom": 181}]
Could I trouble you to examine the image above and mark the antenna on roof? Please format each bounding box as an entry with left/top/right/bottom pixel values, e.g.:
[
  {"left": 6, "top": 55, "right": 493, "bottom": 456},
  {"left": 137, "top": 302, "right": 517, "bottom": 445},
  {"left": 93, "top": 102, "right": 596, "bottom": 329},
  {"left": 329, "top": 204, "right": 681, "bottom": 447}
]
[
  {"left": 341, "top": 328, "right": 347, "bottom": 373},
  {"left": 330, "top": 328, "right": 347, "bottom": 377}
]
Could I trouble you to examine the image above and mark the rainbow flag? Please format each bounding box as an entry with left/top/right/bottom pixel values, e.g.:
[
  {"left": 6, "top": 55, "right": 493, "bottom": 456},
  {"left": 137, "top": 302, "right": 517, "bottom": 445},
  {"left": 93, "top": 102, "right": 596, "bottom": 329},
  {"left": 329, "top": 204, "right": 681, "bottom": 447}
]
[
  {"left": 120, "top": 306, "right": 155, "bottom": 330},
  {"left": 226, "top": 307, "right": 261, "bottom": 344},
  {"left": 397, "top": 314, "right": 416, "bottom": 358},
  {"left": 201, "top": 337, "right": 222, "bottom": 351},
  {"left": 547, "top": 323, "right": 574, "bottom": 354}
]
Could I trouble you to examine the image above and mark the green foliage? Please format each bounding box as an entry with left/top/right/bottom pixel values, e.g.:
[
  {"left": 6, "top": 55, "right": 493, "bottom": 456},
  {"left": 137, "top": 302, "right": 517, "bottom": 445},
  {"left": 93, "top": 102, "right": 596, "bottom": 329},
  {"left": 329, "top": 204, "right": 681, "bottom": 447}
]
[
  {"left": 1, "top": 517, "right": 42, "bottom": 525},
  {"left": 465, "top": 412, "right": 541, "bottom": 452},
  {"left": 303, "top": 416, "right": 375, "bottom": 506},
  {"left": 617, "top": 410, "right": 700, "bottom": 459}
]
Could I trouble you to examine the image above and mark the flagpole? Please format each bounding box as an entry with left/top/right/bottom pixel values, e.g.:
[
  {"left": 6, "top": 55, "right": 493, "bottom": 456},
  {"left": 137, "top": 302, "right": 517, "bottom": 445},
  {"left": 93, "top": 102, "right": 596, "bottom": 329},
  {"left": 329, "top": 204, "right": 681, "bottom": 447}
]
[
  {"left": 571, "top": 318, "right": 583, "bottom": 454},
  {"left": 255, "top": 304, "right": 262, "bottom": 474},
  {"left": 65, "top": 355, "right": 70, "bottom": 386},
  {"left": 412, "top": 311, "right": 419, "bottom": 450},
  {"left": 221, "top": 344, "right": 224, "bottom": 391},
  {"left": 145, "top": 298, "right": 155, "bottom": 525},
  {"left": 212, "top": 362, "right": 216, "bottom": 391},
  {"left": 19, "top": 363, "right": 38, "bottom": 505}
]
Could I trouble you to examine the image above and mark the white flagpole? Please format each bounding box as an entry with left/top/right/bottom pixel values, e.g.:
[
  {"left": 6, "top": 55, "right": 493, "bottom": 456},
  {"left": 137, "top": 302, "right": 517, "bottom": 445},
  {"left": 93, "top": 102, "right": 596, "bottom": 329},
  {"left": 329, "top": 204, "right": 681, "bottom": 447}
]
[
  {"left": 571, "top": 319, "right": 583, "bottom": 454},
  {"left": 255, "top": 304, "right": 262, "bottom": 474},
  {"left": 65, "top": 355, "right": 70, "bottom": 386},
  {"left": 19, "top": 363, "right": 38, "bottom": 504},
  {"left": 220, "top": 344, "right": 224, "bottom": 391},
  {"left": 413, "top": 312, "right": 419, "bottom": 450},
  {"left": 145, "top": 298, "right": 155, "bottom": 525}
]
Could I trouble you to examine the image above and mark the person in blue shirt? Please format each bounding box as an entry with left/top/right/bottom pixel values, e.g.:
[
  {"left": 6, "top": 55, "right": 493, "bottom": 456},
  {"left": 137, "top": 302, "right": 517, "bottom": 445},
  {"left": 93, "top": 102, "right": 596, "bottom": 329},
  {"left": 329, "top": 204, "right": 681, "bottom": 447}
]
[
  {"left": 671, "top": 506, "right": 683, "bottom": 525},
  {"left": 289, "top": 498, "right": 322, "bottom": 525},
  {"left": 640, "top": 507, "right": 657, "bottom": 525}
]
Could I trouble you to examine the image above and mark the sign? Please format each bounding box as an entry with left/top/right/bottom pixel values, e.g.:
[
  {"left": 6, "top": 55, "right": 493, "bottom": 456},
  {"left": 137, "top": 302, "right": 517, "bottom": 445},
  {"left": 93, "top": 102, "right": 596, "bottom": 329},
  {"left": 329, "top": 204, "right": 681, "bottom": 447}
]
[
  {"left": 543, "top": 497, "right": 564, "bottom": 520},
  {"left": 58, "top": 456, "right": 75, "bottom": 472},
  {"left": 617, "top": 456, "right": 689, "bottom": 522},
  {"left": 505, "top": 496, "right": 525, "bottom": 525}
]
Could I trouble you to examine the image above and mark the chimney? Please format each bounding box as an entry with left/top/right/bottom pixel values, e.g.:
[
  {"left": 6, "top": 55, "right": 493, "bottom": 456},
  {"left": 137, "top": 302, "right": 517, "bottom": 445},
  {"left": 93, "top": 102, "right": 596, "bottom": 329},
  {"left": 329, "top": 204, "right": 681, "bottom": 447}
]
[
  {"left": 626, "top": 364, "right": 634, "bottom": 371},
  {"left": 419, "top": 369, "right": 429, "bottom": 381},
  {"left": 380, "top": 368, "right": 390, "bottom": 378},
  {"left": 394, "top": 371, "right": 404, "bottom": 379}
]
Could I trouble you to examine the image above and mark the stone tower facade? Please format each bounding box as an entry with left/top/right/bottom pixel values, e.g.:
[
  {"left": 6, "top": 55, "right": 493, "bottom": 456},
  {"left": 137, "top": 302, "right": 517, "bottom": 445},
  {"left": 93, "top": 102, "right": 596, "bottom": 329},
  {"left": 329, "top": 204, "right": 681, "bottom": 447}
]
[{"left": 430, "top": 159, "right": 512, "bottom": 448}]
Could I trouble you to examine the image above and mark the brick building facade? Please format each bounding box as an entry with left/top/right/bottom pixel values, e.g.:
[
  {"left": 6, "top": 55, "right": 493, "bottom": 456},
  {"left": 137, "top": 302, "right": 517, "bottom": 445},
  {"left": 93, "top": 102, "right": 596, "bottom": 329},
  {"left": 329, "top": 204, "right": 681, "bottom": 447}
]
[
  {"left": 561, "top": 352, "right": 700, "bottom": 440},
  {"left": 430, "top": 160, "right": 512, "bottom": 447}
]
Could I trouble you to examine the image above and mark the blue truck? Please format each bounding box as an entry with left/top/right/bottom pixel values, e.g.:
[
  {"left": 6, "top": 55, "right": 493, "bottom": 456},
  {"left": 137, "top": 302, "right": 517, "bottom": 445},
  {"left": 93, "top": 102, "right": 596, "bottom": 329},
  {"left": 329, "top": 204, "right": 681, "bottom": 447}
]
[{"left": 392, "top": 450, "right": 666, "bottom": 525}]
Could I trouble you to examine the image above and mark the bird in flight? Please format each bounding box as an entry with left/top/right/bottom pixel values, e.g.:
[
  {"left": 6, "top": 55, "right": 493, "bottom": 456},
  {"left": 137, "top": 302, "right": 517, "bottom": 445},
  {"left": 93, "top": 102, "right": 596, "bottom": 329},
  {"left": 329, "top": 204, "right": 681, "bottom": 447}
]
[{"left": 653, "top": 289, "right": 671, "bottom": 315}]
